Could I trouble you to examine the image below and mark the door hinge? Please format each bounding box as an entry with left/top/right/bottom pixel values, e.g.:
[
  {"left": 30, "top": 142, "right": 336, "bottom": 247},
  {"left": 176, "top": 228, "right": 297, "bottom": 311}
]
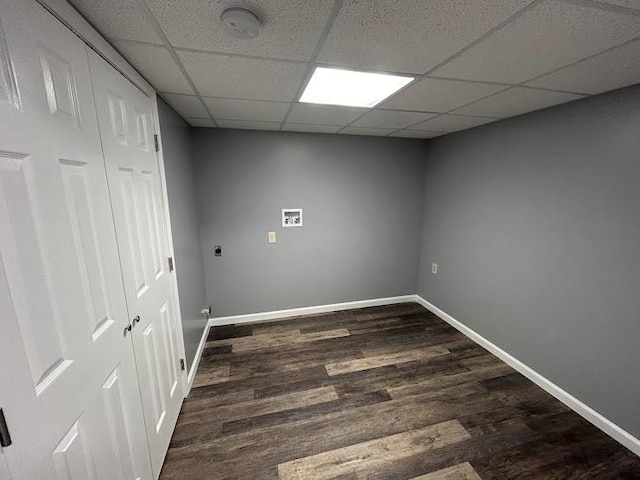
[
  {"left": 167, "top": 257, "right": 174, "bottom": 272},
  {"left": 153, "top": 134, "right": 159, "bottom": 152},
  {"left": 180, "top": 359, "right": 185, "bottom": 371},
  {"left": 0, "top": 408, "right": 12, "bottom": 447}
]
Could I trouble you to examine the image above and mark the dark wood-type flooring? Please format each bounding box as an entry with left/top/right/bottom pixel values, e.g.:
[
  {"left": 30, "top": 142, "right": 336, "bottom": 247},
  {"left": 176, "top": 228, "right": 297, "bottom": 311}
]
[{"left": 160, "top": 303, "right": 640, "bottom": 479}]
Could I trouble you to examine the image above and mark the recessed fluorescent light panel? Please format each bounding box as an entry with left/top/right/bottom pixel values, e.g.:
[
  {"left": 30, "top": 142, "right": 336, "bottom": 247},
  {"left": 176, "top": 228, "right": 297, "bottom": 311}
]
[{"left": 299, "top": 67, "right": 414, "bottom": 108}]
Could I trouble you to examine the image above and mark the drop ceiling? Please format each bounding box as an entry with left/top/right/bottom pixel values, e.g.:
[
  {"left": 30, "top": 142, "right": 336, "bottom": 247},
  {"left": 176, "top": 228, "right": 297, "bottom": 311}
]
[{"left": 68, "top": 0, "right": 640, "bottom": 138}]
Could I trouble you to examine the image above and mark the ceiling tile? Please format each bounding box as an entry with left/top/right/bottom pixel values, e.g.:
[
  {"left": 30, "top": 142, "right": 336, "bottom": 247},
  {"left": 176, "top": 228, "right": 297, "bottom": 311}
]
[
  {"left": 114, "top": 41, "right": 194, "bottom": 94},
  {"left": 217, "top": 120, "right": 282, "bottom": 131},
  {"left": 188, "top": 118, "right": 216, "bottom": 127},
  {"left": 413, "top": 114, "right": 497, "bottom": 132},
  {"left": 352, "top": 110, "right": 436, "bottom": 129},
  {"left": 204, "top": 98, "right": 289, "bottom": 122},
  {"left": 526, "top": 40, "right": 640, "bottom": 94},
  {"left": 162, "top": 93, "right": 208, "bottom": 118},
  {"left": 287, "top": 104, "right": 368, "bottom": 125},
  {"left": 433, "top": 0, "right": 640, "bottom": 84},
  {"left": 381, "top": 77, "right": 507, "bottom": 113},
  {"left": 452, "top": 87, "right": 585, "bottom": 118},
  {"left": 340, "top": 127, "right": 396, "bottom": 136},
  {"left": 282, "top": 124, "right": 341, "bottom": 133},
  {"left": 317, "top": 0, "right": 533, "bottom": 74},
  {"left": 147, "top": 0, "right": 334, "bottom": 61},
  {"left": 390, "top": 130, "right": 445, "bottom": 138},
  {"left": 68, "top": 0, "right": 162, "bottom": 43},
  {"left": 178, "top": 51, "right": 307, "bottom": 100}
]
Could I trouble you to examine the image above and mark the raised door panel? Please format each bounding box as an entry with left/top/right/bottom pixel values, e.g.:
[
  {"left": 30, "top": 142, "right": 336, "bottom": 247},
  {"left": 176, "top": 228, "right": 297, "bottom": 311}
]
[
  {"left": 0, "top": 151, "right": 73, "bottom": 393},
  {"left": 52, "top": 418, "right": 98, "bottom": 480},
  {"left": 118, "top": 167, "right": 151, "bottom": 298},
  {"left": 91, "top": 364, "right": 152, "bottom": 480},
  {"left": 39, "top": 46, "right": 81, "bottom": 129},
  {"left": 60, "top": 159, "right": 115, "bottom": 342},
  {"left": 0, "top": 17, "right": 20, "bottom": 111},
  {"left": 141, "top": 320, "right": 168, "bottom": 435},
  {"left": 141, "top": 171, "right": 164, "bottom": 282},
  {"left": 159, "top": 303, "right": 179, "bottom": 400}
]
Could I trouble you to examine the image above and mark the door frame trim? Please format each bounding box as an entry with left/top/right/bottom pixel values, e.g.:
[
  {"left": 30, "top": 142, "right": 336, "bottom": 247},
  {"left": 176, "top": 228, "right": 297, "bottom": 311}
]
[{"left": 152, "top": 97, "right": 190, "bottom": 397}]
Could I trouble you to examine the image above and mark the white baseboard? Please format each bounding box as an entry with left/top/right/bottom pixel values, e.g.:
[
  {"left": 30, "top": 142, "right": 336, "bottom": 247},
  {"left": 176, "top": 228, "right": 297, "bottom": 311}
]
[
  {"left": 208, "top": 295, "right": 417, "bottom": 327},
  {"left": 414, "top": 295, "right": 640, "bottom": 457},
  {"left": 186, "top": 321, "right": 210, "bottom": 393}
]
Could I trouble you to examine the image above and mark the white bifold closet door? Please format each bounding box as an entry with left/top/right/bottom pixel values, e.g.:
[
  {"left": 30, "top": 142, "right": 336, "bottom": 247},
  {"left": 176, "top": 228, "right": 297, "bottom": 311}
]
[
  {"left": 0, "top": 1, "right": 153, "bottom": 479},
  {"left": 88, "top": 51, "right": 183, "bottom": 478}
]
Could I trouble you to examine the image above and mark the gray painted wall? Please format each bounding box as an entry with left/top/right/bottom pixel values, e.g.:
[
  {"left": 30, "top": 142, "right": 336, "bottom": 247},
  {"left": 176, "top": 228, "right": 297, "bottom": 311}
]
[
  {"left": 417, "top": 85, "right": 640, "bottom": 438},
  {"left": 158, "top": 100, "right": 207, "bottom": 369},
  {"left": 191, "top": 129, "right": 427, "bottom": 317}
]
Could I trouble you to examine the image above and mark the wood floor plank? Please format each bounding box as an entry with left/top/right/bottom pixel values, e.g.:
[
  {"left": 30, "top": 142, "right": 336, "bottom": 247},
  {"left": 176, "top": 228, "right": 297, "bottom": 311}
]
[
  {"left": 359, "top": 330, "right": 466, "bottom": 357},
  {"left": 171, "top": 386, "right": 339, "bottom": 448},
  {"left": 325, "top": 345, "right": 450, "bottom": 375},
  {"left": 387, "top": 364, "right": 513, "bottom": 399},
  {"left": 200, "top": 344, "right": 232, "bottom": 358},
  {"left": 188, "top": 386, "right": 337, "bottom": 426},
  {"left": 206, "top": 329, "right": 302, "bottom": 351},
  {"left": 300, "top": 328, "right": 351, "bottom": 342},
  {"left": 160, "top": 302, "right": 640, "bottom": 480},
  {"left": 221, "top": 390, "right": 392, "bottom": 436},
  {"left": 410, "top": 462, "right": 482, "bottom": 480},
  {"left": 207, "top": 324, "right": 252, "bottom": 341},
  {"left": 366, "top": 424, "right": 538, "bottom": 480},
  {"left": 278, "top": 420, "right": 471, "bottom": 479},
  {"left": 187, "top": 365, "right": 330, "bottom": 400},
  {"left": 229, "top": 346, "right": 363, "bottom": 380},
  {"left": 191, "top": 364, "right": 230, "bottom": 388},
  {"left": 180, "top": 388, "right": 254, "bottom": 414}
]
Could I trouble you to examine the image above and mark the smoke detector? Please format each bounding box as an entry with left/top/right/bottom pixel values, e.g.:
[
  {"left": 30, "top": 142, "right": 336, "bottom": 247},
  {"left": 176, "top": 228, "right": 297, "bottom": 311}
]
[{"left": 221, "top": 7, "right": 261, "bottom": 39}]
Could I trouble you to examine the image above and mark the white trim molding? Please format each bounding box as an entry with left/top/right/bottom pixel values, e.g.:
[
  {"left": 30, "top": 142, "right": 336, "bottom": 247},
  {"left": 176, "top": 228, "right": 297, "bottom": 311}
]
[
  {"left": 191, "top": 293, "right": 640, "bottom": 457},
  {"left": 208, "top": 295, "right": 416, "bottom": 327},
  {"left": 414, "top": 295, "right": 640, "bottom": 457},
  {"left": 187, "top": 322, "right": 211, "bottom": 393}
]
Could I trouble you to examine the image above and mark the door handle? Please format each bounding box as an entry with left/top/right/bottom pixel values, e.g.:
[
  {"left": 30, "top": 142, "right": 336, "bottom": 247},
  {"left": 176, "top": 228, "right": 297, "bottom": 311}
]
[
  {"left": 123, "top": 324, "right": 132, "bottom": 336},
  {"left": 132, "top": 315, "right": 141, "bottom": 326}
]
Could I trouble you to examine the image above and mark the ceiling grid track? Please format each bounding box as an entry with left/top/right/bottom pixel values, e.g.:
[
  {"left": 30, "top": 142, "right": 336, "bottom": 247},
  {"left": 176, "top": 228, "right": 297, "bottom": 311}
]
[
  {"left": 68, "top": 0, "right": 640, "bottom": 136},
  {"left": 387, "top": 34, "right": 640, "bottom": 137},
  {"left": 337, "top": 0, "right": 550, "bottom": 136},
  {"left": 338, "top": 0, "right": 640, "bottom": 138},
  {"left": 135, "top": 0, "right": 219, "bottom": 126},
  {"left": 561, "top": 0, "right": 640, "bottom": 16},
  {"left": 278, "top": 0, "right": 346, "bottom": 130}
]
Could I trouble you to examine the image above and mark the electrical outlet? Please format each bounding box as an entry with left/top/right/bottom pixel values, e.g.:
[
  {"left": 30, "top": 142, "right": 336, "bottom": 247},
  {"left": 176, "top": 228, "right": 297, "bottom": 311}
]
[{"left": 431, "top": 262, "right": 438, "bottom": 275}]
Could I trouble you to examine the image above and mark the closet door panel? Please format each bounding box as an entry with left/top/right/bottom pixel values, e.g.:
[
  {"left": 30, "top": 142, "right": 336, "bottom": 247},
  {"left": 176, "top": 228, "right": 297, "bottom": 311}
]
[
  {"left": 88, "top": 50, "right": 184, "bottom": 479},
  {"left": 0, "top": 1, "right": 151, "bottom": 479}
]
